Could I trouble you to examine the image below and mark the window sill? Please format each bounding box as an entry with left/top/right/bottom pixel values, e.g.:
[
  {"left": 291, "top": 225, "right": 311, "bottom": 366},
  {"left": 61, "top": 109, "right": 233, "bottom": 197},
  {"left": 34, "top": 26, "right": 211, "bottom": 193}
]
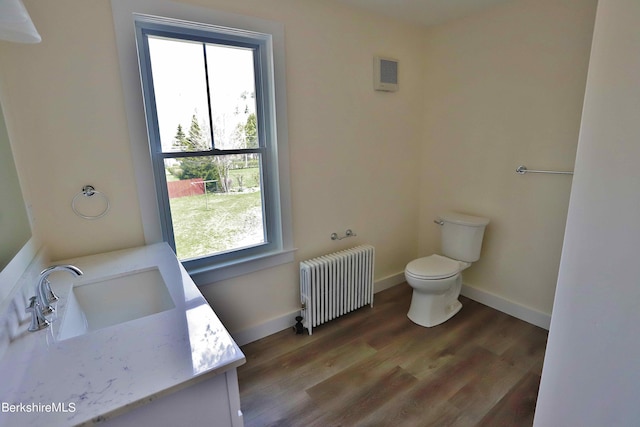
[{"left": 187, "top": 247, "right": 297, "bottom": 286}]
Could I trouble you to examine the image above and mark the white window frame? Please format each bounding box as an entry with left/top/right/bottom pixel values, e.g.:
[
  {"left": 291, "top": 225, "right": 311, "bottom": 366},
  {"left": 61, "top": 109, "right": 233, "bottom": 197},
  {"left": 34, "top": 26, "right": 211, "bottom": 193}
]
[{"left": 111, "top": 0, "right": 294, "bottom": 284}]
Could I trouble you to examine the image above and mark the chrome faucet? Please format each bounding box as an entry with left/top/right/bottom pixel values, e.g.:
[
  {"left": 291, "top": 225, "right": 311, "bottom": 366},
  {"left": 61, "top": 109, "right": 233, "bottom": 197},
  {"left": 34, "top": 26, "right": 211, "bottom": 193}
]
[{"left": 27, "top": 264, "right": 83, "bottom": 332}]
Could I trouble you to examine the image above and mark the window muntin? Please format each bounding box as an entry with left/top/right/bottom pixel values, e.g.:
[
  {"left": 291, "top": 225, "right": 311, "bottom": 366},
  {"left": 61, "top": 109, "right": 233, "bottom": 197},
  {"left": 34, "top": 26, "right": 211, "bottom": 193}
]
[{"left": 136, "top": 21, "right": 277, "bottom": 268}]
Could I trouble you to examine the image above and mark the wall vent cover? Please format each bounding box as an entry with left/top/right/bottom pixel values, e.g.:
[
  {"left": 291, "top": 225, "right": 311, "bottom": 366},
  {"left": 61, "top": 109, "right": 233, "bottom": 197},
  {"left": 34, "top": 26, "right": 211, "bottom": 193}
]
[{"left": 374, "top": 56, "right": 398, "bottom": 92}]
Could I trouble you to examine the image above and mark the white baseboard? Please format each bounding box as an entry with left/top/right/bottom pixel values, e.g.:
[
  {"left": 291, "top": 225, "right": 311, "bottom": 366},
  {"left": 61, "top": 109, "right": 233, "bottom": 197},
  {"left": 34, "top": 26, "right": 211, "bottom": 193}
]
[
  {"left": 461, "top": 284, "right": 551, "bottom": 330},
  {"left": 374, "top": 272, "right": 406, "bottom": 293},
  {"left": 231, "top": 308, "right": 300, "bottom": 347},
  {"left": 232, "top": 272, "right": 407, "bottom": 346},
  {"left": 231, "top": 274, "right": 553, "bottom": 347}
]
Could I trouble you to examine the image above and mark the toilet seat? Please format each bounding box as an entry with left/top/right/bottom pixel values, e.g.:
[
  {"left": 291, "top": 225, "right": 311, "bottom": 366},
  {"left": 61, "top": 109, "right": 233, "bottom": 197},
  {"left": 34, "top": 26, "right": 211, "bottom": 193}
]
[{"left": 405, "top": 254, "right": 460, "bottom": 280}]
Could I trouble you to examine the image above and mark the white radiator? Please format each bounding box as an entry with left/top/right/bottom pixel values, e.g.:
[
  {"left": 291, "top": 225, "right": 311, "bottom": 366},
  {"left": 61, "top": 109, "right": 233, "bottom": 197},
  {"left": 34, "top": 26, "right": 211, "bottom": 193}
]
[{"left": 299, "top": 245, "right": 375, "bottom": 335}]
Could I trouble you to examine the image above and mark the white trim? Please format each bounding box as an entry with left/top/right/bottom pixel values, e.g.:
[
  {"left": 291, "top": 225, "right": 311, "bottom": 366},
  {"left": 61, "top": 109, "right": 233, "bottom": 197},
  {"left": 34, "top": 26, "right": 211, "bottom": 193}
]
[
  {"left": 189, "top": 249, "right": 296, "bottom": 285},
  {"left": 232, "top": 273, "right": 407, "bottom": 346},
  {"left": 231, "top": 308, "right": 299, "bottom": 347},
  {"left": 231, "top": 277, "right": 553, "bottom": 347},
  {"left": 372, "top": 274, "right": 551, "bottom": 330},
  {"left": 461, "top": 283, "right": 551, "bottom": 330},
  {"left": 374, "top": 271, "right": 406, "bottom": 293},
  {"left": 110, "top": 0, "right": 294, "bottom": 279}
]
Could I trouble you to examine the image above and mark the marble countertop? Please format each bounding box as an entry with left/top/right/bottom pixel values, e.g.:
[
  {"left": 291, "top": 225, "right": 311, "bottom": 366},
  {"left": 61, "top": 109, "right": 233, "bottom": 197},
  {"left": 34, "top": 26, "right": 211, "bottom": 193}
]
[{"left": 0, "top": 243, "right": 245, "bottom": 426}]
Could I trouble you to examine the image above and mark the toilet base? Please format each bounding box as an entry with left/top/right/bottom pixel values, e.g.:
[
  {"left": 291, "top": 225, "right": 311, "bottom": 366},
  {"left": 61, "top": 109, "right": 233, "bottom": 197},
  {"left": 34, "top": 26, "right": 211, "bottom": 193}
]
[
  {"left": 407, "top": 296, "right": 462, "bottom": 327},
  {"left": 406, "top": 273, "right": 463, "bottom": 327}
]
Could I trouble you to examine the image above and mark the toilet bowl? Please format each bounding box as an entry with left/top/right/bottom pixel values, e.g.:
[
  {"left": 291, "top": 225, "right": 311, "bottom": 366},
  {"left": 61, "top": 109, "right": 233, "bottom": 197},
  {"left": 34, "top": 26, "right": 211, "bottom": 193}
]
[
  {"left": 405, "top": 212, "right": 489, "bottom": 327},
  {"left": 405, "top": 255, "right": 469, "bottom": 327}
]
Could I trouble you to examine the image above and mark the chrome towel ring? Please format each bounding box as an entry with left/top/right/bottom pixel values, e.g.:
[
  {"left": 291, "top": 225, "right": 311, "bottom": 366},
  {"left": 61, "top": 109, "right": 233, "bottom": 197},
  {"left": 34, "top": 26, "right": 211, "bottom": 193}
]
[{"left": 71, "top": 185, "right": 110, "bottom": 220}]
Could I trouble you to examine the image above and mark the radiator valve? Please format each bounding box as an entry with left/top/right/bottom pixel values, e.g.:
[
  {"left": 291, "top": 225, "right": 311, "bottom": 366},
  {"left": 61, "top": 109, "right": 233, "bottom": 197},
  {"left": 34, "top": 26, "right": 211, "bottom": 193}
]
[{"left": 293, "top": 316, "right": 305, "bottom": 334}]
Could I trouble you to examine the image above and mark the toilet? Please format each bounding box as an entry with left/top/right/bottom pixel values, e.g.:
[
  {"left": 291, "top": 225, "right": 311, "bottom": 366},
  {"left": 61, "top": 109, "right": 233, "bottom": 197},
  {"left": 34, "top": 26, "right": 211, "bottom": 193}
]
[{"left": 405, "top": 212, "right": 489, "bottom": 327}]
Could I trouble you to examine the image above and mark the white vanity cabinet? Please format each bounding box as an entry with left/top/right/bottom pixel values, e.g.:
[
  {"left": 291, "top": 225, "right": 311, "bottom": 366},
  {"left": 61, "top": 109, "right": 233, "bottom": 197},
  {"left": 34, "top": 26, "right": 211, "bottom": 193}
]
[
  {"left": 104, "top": 369, "right": 243, "bottom": 427},
  {"left": 0, "top": 243, "right": 246, "bottom": 427}
]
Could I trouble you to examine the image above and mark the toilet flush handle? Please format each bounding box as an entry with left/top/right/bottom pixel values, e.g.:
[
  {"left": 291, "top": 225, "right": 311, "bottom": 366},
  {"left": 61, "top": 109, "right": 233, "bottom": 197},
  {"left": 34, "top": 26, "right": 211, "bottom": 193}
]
[{"left": 434, "top": 219, "right": 444, "bottom": 226}]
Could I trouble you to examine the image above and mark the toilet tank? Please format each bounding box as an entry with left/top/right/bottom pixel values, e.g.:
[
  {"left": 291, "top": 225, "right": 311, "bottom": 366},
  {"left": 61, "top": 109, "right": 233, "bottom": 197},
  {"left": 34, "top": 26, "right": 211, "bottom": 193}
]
[{"left": 439, "top": 212, "right": 490, "bottom": 262}]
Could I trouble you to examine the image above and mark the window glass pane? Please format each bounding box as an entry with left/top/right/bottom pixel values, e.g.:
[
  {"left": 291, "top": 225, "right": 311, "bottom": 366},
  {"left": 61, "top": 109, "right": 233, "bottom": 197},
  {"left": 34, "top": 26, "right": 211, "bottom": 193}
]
[
  {"left": 206, "top": 44, "right": 259, "bottom": 150},
  {"left": 164, "top": 154, "right": 265, "bottom": 260},
  {"left": 148, "top": 36, "right": 212, "bottom": 152}
]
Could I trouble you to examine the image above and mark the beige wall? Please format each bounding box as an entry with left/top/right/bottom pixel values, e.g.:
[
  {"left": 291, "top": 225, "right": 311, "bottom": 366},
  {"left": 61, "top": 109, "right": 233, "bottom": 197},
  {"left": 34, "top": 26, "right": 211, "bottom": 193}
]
[
  {"left": 419, "top": 0, "right": 597, "bottom": 316},
  {"left": 0, "top": 0, "right": 425, "bottom": 333},
  {"left": 0, "top": 0, "right": 598, "bottom": 335},
  {"left": 0, "top": 0, "right": 145, "bottom": 259}
]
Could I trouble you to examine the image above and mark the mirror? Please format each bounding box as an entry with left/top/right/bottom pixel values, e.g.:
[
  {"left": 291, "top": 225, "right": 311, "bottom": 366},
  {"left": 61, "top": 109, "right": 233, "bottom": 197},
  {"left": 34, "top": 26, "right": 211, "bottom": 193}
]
[{"left": 0, "top": 100, "right": 31, "bottom": 271}]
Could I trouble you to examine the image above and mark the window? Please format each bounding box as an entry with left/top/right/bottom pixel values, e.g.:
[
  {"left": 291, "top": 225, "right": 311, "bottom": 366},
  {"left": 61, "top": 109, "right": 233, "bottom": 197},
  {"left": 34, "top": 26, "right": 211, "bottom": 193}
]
[{"left": 125, "top": 13, "right": 292, "bottom": 279}]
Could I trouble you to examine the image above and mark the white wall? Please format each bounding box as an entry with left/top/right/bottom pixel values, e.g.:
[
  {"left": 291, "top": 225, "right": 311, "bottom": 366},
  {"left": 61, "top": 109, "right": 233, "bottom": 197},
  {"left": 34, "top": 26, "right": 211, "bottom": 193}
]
[
  {"left": 534, "top": 0, "right": 640, "bottom": 425},
  {"left": 419, "top": 0, "right": 597, "bottom": 319}
]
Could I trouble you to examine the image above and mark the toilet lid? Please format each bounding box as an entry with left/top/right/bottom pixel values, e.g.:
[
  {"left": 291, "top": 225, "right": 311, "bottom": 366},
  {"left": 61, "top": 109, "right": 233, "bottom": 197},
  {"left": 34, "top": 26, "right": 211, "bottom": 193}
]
[{"left": 406, "top": 254, "right": 460, "bottom": 280}]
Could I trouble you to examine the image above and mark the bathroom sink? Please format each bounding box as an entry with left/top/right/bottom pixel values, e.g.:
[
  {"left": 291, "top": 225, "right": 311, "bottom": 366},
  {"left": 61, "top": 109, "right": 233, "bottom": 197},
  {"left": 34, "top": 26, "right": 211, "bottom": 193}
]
[{"left": 58, "top": 268, "right": 175, "bottom": 340}]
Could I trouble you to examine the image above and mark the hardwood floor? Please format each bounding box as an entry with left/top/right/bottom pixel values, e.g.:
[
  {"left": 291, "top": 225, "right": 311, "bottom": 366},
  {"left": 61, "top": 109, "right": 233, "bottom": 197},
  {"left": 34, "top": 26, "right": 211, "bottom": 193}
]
[{"left": 238, "top": 283, "right": 547, "bottom": 427}]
